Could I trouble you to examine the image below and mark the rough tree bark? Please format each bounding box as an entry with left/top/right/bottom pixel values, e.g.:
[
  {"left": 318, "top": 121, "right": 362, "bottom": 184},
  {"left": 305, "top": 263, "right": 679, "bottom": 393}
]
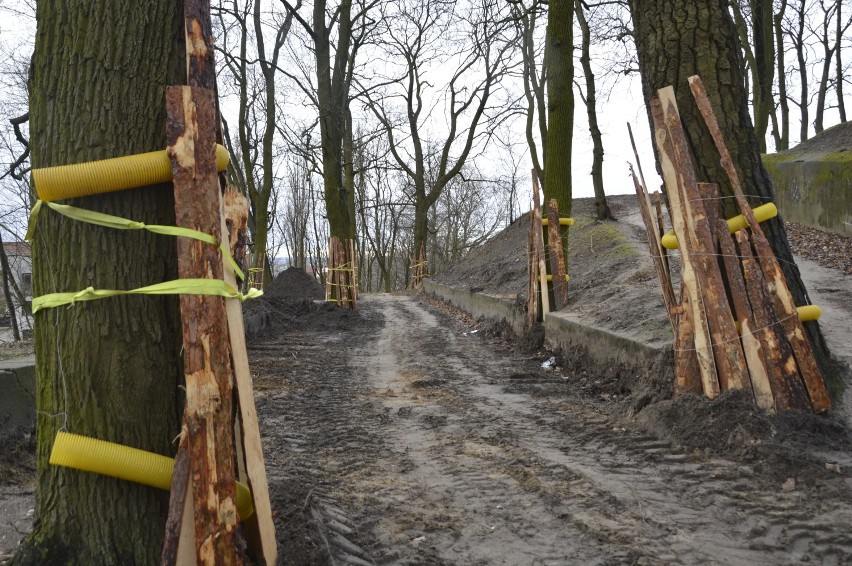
[
  {"left": 543, "top": 0, "right": 574, "bottom": 215},
  {"left": 13, "top": 1, "right": 185, "bottom": 564},
  {"left": 628, "top": 0, "right": 841, "bottom": 393}
]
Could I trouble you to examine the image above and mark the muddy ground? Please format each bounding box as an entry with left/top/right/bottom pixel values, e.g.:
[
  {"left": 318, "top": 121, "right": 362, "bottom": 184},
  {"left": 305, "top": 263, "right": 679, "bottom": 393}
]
[
  {"left": 254, "top": 294, "right": 852, "bottom": 565},
  {"left": 3, "top": 193, "right": 852, "bottom": 563}
]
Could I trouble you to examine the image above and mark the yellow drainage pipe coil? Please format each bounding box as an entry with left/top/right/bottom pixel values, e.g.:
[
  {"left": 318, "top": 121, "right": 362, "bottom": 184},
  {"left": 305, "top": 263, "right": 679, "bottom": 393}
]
[
  {"left": 660, "top": 202, "right": 778, "bottom": 250},
  {"left": 49, "top": 431, "right": 253, "bottom": 520},
  {"left": 33, "top": 145, "right": 230, "bottom": 202}
]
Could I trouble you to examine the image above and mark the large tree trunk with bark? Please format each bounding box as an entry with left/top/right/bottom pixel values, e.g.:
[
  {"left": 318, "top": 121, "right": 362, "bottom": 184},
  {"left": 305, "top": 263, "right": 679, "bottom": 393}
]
[
  {"left": 628, "top": 0, "right": 841, "bottom": 393},
  {"left": 543, "top": 0, "right": 574, "bottom": 216},
  {"left": 14, "top": 1, "right": 185, "bottom": 563}
]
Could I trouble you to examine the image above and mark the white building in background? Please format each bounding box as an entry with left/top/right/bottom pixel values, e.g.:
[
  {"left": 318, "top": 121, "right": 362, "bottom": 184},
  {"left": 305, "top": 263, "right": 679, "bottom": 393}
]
[{"left": 1, "top": 241, "right": 33, "bottom": 336}]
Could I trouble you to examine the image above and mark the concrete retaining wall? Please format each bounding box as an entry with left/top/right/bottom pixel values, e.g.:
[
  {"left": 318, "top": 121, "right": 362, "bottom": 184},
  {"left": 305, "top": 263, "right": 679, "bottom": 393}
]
[
  {"left": 423, "top": 281, "right": 527, "bottom": 337},
  {"left": 764, "top": 151, "right": 852, "bottom": 235},
  {"left": 424, "top": 281, "right": 673, "bottom": 393}
]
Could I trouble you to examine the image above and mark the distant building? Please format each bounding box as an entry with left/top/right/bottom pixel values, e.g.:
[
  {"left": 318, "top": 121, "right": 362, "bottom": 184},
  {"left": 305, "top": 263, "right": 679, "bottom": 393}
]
[{"left": 1, "top": 241, "right": 33, "bottom": 333}]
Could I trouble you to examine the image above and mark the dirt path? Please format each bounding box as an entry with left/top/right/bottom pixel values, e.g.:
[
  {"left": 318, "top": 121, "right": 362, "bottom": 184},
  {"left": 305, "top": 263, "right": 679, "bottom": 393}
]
[{"left": 255, "top": 294, "right": 852, "bottom": 565}]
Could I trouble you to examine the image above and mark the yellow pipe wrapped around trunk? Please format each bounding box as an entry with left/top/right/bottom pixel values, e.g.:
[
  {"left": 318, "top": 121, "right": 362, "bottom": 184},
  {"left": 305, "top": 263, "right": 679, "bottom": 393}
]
[
  {"left": 661, "top": 202, "right": 778, "bottom": 250},
  {"left": 49, "top": 431, "right": 253, "bottom": 520},
  {"left": 33, "top": 145, "right": 229, "bottom": 201}
]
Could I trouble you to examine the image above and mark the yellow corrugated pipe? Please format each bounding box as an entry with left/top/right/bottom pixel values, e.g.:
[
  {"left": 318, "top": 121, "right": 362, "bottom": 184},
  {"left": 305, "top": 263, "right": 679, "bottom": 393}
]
[
  {"left": 33, "top": 145, "right": 230, "bottom": 202},
  {"left": 661, "top": 202, "right": 778, "bottom": 250},
  {"left": 735, "top": 305, "right": 821, "bottom": 334},
  {"left": 50, "top": 431, "right": 253, "bottom": 520}
]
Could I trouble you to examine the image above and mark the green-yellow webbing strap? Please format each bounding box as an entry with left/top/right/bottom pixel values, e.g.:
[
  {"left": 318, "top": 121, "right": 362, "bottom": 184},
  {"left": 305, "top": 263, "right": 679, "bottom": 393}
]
[
  {"left": 27, "top": 200, "right": 245, "bottom": 281},
  {"left": 33, "top": 278, "right": 262, "bottom": 314}
]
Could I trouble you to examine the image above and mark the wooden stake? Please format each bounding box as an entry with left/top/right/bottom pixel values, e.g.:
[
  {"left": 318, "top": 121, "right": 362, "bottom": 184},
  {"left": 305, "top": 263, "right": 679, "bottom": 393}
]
[
  {"left": 220, "top": 203, "right": 277, "bottom": 564},
  {"left": 166, "top": 85, "right": 240, "bottom": 565},
  {"left": 650, "top": 96, "right": 719, "bottom": 398},
  {"left": 633, "top": 170, "right": 677, "bottom": 328},
  {"left": 689, "top": 75, "right": 830, "bottom": 412},
  {"left": 527, "top": 213, "right": 540, "bottom": 327},
  {"left": 737, "top": 231, "right": 811, "bottom": 412},
  {"left": 673, "top": 286, "right": 703, "bottom": 396},
  {"left": 531, "top": 171, "right": 549, "bottom": 318},
  {"left": 546, "top": 199, "right": 569, "bottom": 309}
]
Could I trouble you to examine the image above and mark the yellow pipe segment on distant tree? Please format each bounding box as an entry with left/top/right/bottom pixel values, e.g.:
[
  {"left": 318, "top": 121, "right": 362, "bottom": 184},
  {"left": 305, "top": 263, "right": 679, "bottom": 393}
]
[
  {"left": 537, "top": 274, "right": 571, "bottom": 282},
  {"left": 660, "top": 202, "right": 778, "bottom": 250},
  {"left": 33, "top": 144, "right": 230, "bottom": 201},
  {"left": 50, "top": 431, "right": 254, "bottom": 520},
  {"left": 541, "top": 217, "right": 575, "bottom": 226}
]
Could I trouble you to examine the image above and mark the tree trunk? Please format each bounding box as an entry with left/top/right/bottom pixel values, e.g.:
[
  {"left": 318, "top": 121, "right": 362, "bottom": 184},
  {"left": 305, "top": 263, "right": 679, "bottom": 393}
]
[
  {"left": 794, "top": 0, "right": 809, "bottom": 142},
  {"left": 574, "top": 0, "right": 613, "bottom": 221},
  {"left": 750, "top": 0, "right": 775, "bottom": 153},
  {"left": 314, "top": 0, "right": 356, "bottom": 241},
  {"left": 774, "top": 1, "right": 790, "bottom": 150},
  {"left": 0, "top": 238, "right": 21, "bottom": 341},
  {"left": 837, "top": 2, "right": 847, "bottom": 123},
  {"left": 628, "top": 0, "right": 840, "bottom": 393},
  {"left": 543, "top": 0, "right": 574, "bottom": 216},
  {"left": 16, "top": 2, "right": 185, "bottom": 564}
]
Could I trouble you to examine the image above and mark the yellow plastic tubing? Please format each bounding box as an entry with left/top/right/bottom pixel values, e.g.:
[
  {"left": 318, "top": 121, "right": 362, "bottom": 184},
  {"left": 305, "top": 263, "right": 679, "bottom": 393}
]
[
  {"left": 541, "top": 217, "right": 575, "bottom": 226},
  {"left": 33, "top": 145, "right": 230, "bottom": 202},
  {"left": 50, "top": 431, "right": 253, "bottom": 520},
  {"left": 660, "top": 202, "right": 778, "bottom": 250},
  {"left": 736, "top": 305, "right": 821, "bottom": 334}
]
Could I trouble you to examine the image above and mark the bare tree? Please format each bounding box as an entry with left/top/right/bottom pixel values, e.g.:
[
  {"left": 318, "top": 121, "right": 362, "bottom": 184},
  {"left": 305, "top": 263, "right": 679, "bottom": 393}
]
[
  {"left": 362, "top": 0, "right": 517, "bottom": 269},
  {"left": 575, "top": 0, "right": 614, "bottom": 220}
]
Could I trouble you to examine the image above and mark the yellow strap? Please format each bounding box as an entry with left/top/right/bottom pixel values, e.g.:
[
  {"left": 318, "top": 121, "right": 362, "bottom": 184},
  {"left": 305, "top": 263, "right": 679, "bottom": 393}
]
[
  {"left": 27, "top": 200, "right": 245, "bottom": 281},
  {"left": 33, "top": 278, "right": 262, "bottom": 314}
]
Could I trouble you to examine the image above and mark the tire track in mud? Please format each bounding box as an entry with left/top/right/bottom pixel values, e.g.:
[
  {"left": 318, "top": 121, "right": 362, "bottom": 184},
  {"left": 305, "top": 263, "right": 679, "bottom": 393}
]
[
  {"left": 349, "top": 295, "right": 852, "bottom": 565},
  {"left": 251, "top": 295, "right": 852, "bottom": 565}
]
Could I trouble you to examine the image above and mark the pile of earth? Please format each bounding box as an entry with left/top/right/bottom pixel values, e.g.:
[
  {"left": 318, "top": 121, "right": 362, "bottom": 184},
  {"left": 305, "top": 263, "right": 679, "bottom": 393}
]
[
  {"left": 264, "top": 266, "right": 325, "bottom": 300},
  {"left": 786, "top": 121, "right": 852, "bottom": 153}
]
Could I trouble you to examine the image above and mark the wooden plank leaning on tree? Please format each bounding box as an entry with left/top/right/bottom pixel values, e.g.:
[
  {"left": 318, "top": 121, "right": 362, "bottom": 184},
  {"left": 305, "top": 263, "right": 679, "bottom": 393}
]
[
  {"left": 527, "top": 211, "right": 540, "bottom": 327},
  {"left": 688, "top": 75, "right": 830, "bottom": 412},
  {"left": 531, "top": 171, "right": 550, "bottom": 319},
  {"left": 736, "top": 231, "right": 811, "bottom": 412},
  {"left": 657, "top": 88, "right": 749, "bottom": 393},
  {"left": 546, "top": 199, "right": 569, "bottom": 310},
  {"left": 715, "top": 219, "right": 774, "bottom": 412},
  {"left": 165, "top": 85, "right": 241, "bottom": 565},
  {"left": 219, "top": 197, "right": 277, "bottom": 564},
  {"left": 650, "top": 96, "right": 719, "bottom": 398},
  {"left": 631, "top": 169, "right": 677, "bottom": 329}
]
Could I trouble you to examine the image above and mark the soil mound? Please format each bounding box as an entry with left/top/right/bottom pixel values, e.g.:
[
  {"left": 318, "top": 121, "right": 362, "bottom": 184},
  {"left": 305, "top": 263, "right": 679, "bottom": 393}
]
[
  {"left": 264, "top": 266, "right": 324, "bottom": 300},
  {"left": 787, "top": 121, "right": 852, "bottom": 153}
]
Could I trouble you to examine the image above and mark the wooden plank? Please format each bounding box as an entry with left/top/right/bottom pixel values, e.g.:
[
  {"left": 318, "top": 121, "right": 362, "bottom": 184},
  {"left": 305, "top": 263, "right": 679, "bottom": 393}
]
[
  {"left": 652, "top": 193, "right": 672, "bottom": 287},
  {"left": 531, "top": 171, "right": 550, "bottom": 318},
  {"left": 673, "top": 286, "right": 704, "bottom": 396},
  {"left": 657, "top": 88, "right": 749, "bottom": 393},
  {"left": 650, "top": 96, "right": 719, "bottom": 398},
  {"left": 161, "top": 434, "right": 193, "bottom": 566},
  {"left": 716, "top": 221, "right": 774, "bottom": 411},
  {"left": 220, "top": 200, "right": 277, "bottom": 565},
  {"left": 632, "top": 171, "right": 677, "bottom": 329},
  {"left": 166, "top": 85, "right": 240, "bottom": 565},
  {"left": 737, "top": 231, "right": 811, "bottom": 412},
  {"left": 688, "top": 75, "right": 830, "bottom": 412},
  {"left": 546, "top": 199, "right": 569, "bottom": 309},
  {"left": 527, "top": 211, "right": 540, "bottom": 326}
]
